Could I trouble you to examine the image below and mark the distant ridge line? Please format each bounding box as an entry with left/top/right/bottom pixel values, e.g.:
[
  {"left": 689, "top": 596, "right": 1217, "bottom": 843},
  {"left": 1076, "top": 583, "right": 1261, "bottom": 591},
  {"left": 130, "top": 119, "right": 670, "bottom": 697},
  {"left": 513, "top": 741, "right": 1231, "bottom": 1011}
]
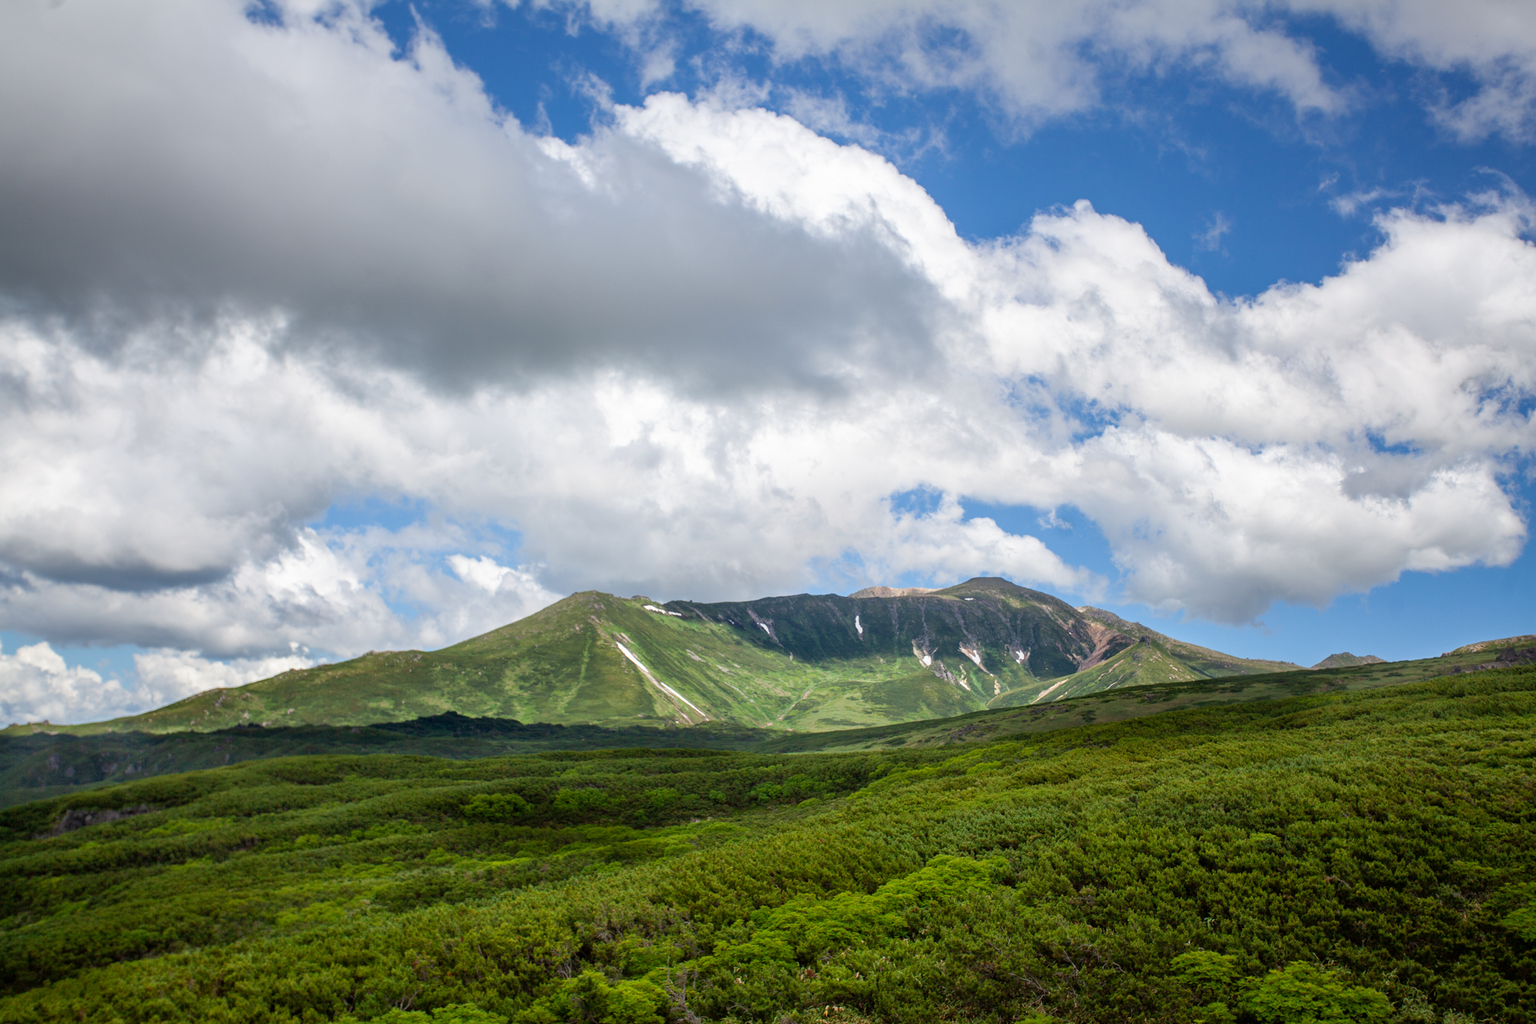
[
  {"left": 848, "top": 586, "right": 939, "bottom": 598},
  {"left": 1448, "top": 634, "right": 1536, "bottom": 656},
  {"left": 1310, "top": 652, "right": 1386, "bottom": 670}
]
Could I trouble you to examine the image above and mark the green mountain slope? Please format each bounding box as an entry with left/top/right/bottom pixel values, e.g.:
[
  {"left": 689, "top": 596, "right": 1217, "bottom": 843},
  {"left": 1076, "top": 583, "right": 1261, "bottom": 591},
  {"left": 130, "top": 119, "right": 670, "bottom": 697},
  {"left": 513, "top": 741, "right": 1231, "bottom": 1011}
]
[
  {"left": 1075, "top": 605, "right": 1300, "bottom": 675},
  {"left": 756, "top": 639, "right": 1526, "bottom": 753},
  {"left": 33, "top": 591, "right": 835, "bottom": 734},
  {"left": 9, "top": 579, "right": 1361, "bottom": 738},
  {"left": 4, "top": 632, "right": 1533, "bottom": 805},
  {"left": 7, "top": 580, "right": 1126, "bottom": 735},
  {"left": 987, "top": 606, "right": 1301, "bottom": 707}
]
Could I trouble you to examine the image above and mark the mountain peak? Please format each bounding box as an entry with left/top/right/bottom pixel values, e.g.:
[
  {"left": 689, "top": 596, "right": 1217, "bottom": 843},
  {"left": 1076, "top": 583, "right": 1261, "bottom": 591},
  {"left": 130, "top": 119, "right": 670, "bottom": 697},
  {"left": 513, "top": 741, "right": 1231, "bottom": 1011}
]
[
  {"left": 848, "top": 577, "right": 1041, "bottom": 600},
  {"left": 1310, "top": 652, "right": 1386, "bottom": 670},
  {"left": 49, "top": 581, "right": 1311, "bottom": 736}
]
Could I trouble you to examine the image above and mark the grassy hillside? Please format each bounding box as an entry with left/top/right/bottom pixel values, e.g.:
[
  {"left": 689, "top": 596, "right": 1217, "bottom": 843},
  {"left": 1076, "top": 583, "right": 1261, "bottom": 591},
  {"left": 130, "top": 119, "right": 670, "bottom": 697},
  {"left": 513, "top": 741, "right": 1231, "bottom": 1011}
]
[
  {"left": 0, "top": 668, "right": 1530, "bottom": 1022},
  {"left": 754, "top": 638, "right": 1524, "bottom": 753},
  {"left": 8, "top": 580, "right": 1330, "bottom": 740},
  {"left": 1068, "top": 607, "right": 1299, "bottom": 677},
  {"left": 14, "top": 589, "right": 1024, "bottom": 737},
  {"left": 0, "top": 716, "right": 775, "bottom": 808},
  {"left": 7, "top": 631, "right": 1532, "bottom": 806}
]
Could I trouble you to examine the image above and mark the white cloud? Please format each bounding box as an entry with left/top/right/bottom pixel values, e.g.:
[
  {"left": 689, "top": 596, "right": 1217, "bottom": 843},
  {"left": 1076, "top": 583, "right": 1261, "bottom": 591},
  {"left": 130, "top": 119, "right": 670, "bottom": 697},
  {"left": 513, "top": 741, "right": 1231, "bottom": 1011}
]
[
  {"left": 0, "top": 0, "right": 935, "bottom": 394},
  {"left": 0, "top": 0, "right": 1534, "bottom": 722},
  {"left": 1328, "top": 186, "right": 1391, "bottom": 217},
  {"left": 1290, "top": 0, "right": 1536, "bottom": 141},
  {"left": 580, "top": 0, "right": 1343, "bottom": 121},
  {"left": 1195, "top": 212, "right": 1232, "bottom": 252},
  {"left": 131, "top": 649, "right": 316, "bottom": 712},
  {"left": 0, "top": 512, "right": 562, "bottom": 660},
  {"left": 877, "top": 495, "right": 1103, "bottom": 598},
  {"left": 0, "top": 642, "right": 318, "bottom": 727},
  {"left": 0, "top": 642, "right": 136, "bottom": 726},
  {"left": 563, "top": 0, "right": 1536, "bottom": 138},
  {"left": 1072, "top": 433, "right": 1525, "bottom": 620}
]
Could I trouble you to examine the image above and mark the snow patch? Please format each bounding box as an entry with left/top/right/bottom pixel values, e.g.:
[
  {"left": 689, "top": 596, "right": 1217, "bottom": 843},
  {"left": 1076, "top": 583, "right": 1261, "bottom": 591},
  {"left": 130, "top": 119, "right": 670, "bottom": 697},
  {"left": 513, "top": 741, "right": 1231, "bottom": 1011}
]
[
  {"left": 759, "top": 622, "right": 772, "bottom": 635},
  {"left": 613, "top": 639, "right": 709, "bottom": 722},
  {"left": 644, "top": 604, "right": 682, "bottom": 617},
  {"left": 911, "top": 640, "right": 933, "bottom": 667},
  {"left": 1029, "top": 678, "right": 1070, "bottom": 705},
  {"left": 854, "top": 614, "right": 863, "bottom": 637},
  {"left": 958, "top": 644, "right": 990, "bottom": 674}
]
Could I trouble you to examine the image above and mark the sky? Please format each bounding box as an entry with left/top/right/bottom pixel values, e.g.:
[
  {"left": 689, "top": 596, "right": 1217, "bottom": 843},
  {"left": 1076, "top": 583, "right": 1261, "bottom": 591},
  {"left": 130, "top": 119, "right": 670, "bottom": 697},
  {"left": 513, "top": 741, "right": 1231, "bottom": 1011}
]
[{"left": 2, "top": 0, "right": 1535, "bottom": 725}]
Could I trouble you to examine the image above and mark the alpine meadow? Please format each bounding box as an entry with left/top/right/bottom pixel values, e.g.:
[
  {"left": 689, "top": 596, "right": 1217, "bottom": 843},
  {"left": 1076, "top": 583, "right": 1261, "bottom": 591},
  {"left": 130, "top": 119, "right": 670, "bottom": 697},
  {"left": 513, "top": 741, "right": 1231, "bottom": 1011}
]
[{"left": 4, "top": 0, "right": 1536, "bottom": 1022}]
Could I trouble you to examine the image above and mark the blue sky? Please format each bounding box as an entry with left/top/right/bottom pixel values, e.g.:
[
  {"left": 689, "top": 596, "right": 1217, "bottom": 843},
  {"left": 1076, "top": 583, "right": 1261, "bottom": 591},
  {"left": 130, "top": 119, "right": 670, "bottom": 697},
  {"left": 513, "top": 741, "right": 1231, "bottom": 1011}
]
[
  {"left": 383, "top": 0, "right": 1536, "bottom": 299},
  {"left": 1, "top": 0, "right": 1535, "bottom": 722}
]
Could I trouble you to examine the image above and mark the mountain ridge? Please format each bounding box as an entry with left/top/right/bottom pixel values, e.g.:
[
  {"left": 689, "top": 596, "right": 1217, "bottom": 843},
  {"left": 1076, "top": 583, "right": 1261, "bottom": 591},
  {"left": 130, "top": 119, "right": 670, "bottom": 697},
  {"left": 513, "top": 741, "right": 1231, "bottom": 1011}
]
[
  {"left": 4, "top": 640, "right": 1531, "bottom": 804},
  {"left": 0, "top": 578, "right": 1362, "bottom": 737},
  {"left": 1311, "top": 652, "right": 1386, "bottom": 670}
]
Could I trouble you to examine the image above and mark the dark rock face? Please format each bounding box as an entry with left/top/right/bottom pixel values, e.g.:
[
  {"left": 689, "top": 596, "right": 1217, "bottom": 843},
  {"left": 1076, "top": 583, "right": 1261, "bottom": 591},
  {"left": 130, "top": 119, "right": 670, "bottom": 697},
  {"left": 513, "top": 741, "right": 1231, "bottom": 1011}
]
[
  {"left": 44, "top": 803, "right": 158, "bottom": 837},
  {"left": 1494, "top": 646, "right": 1536, "bottom": 667},
  {"left": 666, "top": 577, "right": 1130, "bottom": 682},
  {"left": 1443, "top": 646, "right": 1536, "bottom": 676}
]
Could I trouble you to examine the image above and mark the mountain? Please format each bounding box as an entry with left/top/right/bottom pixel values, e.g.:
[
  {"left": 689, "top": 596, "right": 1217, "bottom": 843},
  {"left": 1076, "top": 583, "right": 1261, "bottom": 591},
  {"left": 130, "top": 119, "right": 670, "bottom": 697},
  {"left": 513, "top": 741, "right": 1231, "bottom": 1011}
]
[
  {"left": 1311, "top": 652, "right": 1386, "bottom": 669},
  {"left": 1446, "top": 634, "right": 1536, "bottom": 656},
  {"left": 982, "top": 605, "right": 1302, "bottom": 704},
  {"left": 8, "top": 578, "right": 1304, "bottom": 737},
  {"left": 5, "top": 633, "right": 1532, "bottom": 805}
]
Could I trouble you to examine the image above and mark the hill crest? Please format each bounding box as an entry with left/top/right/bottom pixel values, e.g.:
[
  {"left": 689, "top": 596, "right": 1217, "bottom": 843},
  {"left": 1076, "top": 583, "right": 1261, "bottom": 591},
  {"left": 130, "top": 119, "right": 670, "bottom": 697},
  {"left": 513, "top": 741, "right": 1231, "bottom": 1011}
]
[{"left": 3, "top": 578, "right": 1348, "bottom": 736}]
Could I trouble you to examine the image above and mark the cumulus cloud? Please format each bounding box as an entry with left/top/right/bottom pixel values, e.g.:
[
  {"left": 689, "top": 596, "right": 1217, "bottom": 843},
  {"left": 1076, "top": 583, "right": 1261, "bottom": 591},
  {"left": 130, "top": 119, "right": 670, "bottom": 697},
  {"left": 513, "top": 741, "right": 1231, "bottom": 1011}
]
[
  {"left": 0, "top": 509, "right": 561, "bottom": 660},
  {"left": 1292, "top": 0, "right": 1536, "bottom": 140},
  {"left": 0, "top": 642, "right": 136, "bottom": 726},
  {"left": 131, "top": 649, "right": 316, "bottom": 711},
  {"left": 0, "top": 0, "right": 937, "bottom": 394},
  {"left": 565, "top": 0, "right": 1536, "bottom": 136},
  {"left": 572, "top": 0, "right": 1346, "bottom": 125},
  {"left": 0, "top": 0, "right": 1535, "bottom": 722},
  {"left": 0, "top": 641, "right": 318, "bottom": 727}
]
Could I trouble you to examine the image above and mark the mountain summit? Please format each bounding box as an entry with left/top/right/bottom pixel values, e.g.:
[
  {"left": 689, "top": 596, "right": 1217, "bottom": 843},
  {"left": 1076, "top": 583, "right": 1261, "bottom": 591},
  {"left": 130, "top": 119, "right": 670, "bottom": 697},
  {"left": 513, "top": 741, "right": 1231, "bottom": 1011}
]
[
  {"left": 1311, "top": 652, "right": 1387, "bottom": 670},
  {"left": 50, "top": 578, "right": 1298, "bottom": 735}
]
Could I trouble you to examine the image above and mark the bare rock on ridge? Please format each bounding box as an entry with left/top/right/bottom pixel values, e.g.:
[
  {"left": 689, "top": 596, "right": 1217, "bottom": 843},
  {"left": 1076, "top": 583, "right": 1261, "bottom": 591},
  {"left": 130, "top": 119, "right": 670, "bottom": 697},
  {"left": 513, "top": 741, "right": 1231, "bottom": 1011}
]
[{"left": 1310, "top": 652, "right": 1386, "bottom": 670}]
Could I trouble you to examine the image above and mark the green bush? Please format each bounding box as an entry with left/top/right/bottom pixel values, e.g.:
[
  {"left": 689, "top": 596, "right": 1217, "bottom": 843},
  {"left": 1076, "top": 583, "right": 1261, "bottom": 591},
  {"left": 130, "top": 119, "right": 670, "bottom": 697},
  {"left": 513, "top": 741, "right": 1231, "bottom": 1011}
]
[
  {"left": 515, "top": 971, "right": 666, "bottom": 1024},
  {"left": 464, "top": 793, "right": 532, "bottom": 820},
  {"left": 1241, "top": 962, "right": 1391, "bottom": 1024}
]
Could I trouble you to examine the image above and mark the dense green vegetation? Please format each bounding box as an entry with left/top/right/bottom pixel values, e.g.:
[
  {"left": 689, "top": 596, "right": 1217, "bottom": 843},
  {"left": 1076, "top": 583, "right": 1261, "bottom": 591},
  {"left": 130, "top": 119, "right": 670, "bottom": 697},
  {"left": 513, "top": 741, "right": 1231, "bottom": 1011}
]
[
  {"left": 6, "top": 631, "right": 1527, "bottom": 806},
  {"left": 0, "top": 715, "right": 774, "bottom": 808},
  {"left": 755, "top": 647, "right": 1518, "bottom": 753},
  {"left": 6, "top": 580, "right": 1298, "bottom": 739},
  {"left": 1, "top": 641, "right": 1489, "bottom": 806},
  {"left": 0, "top": 668, "right": 1531, "bottom": 1022}
]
